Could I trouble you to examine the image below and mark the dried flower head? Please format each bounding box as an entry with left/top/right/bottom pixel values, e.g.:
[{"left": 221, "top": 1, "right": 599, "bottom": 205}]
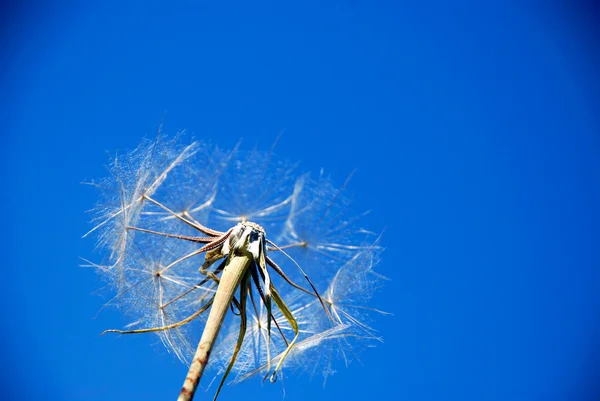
[{"left": 85, "top": 131, "right": 386, "bottom": 400}]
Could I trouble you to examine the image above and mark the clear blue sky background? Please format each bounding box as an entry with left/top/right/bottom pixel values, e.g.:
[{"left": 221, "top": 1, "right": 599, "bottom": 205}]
[{"left": 2, "top": 1, "right": 600, "bottom": 400}]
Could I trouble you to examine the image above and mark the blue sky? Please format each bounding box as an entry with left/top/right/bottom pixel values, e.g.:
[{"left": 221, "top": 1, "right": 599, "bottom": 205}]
[{"left": 2, "top": 1, "right": 600, "bottom": 400}]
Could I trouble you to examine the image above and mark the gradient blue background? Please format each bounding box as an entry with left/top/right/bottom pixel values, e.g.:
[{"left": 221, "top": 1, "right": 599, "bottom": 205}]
[{"left": 2, "top": 1, "right": 600, "bottom": 400}]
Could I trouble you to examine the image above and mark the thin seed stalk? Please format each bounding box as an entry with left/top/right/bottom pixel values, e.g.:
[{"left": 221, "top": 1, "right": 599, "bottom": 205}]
[{"left": 177, "top": 253, "right": 252, "bottom": 401}]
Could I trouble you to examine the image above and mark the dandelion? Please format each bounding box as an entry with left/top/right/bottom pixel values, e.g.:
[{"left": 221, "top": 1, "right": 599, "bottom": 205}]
[{"left": 85, "top": 131, "right": 386, "bottom": 400}]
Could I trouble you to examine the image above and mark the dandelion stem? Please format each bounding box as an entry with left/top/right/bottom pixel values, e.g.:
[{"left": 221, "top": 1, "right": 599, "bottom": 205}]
[{"left": 177, "top": 253, "right": 252, "bottom": 401}]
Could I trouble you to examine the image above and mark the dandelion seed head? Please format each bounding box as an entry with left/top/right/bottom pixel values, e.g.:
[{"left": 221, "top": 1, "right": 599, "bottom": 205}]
[{"left": 87, "top": 132, "right": 386, "bottom": 392}]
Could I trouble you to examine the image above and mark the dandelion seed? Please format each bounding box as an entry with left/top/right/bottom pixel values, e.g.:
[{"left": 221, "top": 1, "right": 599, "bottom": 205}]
[
  {"left": 279, "top": 171, "right": 380, "bottom": 284},
  {"left": 210, "top": 144, "right": 299, "bottom": 234},
  {"left": 86, "top": 131, "right": 386, "bottom": 400}
]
